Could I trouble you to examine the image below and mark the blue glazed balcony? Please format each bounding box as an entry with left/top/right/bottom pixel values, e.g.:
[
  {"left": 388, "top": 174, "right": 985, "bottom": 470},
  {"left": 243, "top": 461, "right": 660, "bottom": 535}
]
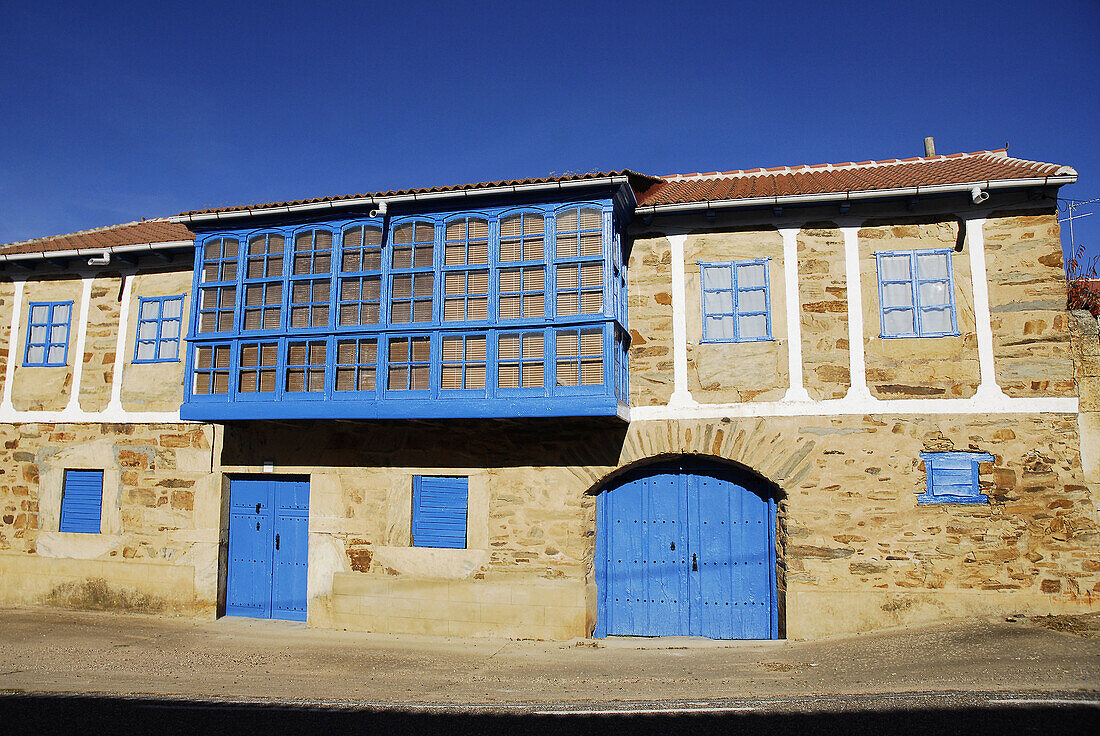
[{"left": 181, "top": 197, "right": 630, "bottom": 422}]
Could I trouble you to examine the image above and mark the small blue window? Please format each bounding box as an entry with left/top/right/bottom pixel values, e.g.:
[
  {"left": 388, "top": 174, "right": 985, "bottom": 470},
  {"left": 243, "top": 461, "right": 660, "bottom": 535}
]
[
  {"left": 134, "top": 296, "right": 185, "bottom": 363},
  {"left": 60, "top": 469, "right": 103, "bottom": 533},
  {"left": 877, "top": 249, "right": 958, "bottom": 338},
  {"left": 24, "top": 301, "right": 73, "bottom": 367},
  {"left": 919, "top": 451, "right": 994, "bottom": 504},
  {"left": 700, "top": 260, "right": 772, "bottom": 342},
  {"left": 412, "top": 475, "right": 468, "bottom": 548}
]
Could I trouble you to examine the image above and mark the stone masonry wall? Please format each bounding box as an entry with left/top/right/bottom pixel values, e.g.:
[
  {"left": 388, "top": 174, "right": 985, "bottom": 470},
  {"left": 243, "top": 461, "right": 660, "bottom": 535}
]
[
  {"left": 859, "top": 217, "right": 980, "bottom": 399},
  {"left": 0, "top": 422, "right": 219, "bottom": 614},
  {"left": 984, "top": 209, "right": 1076, "bottom": 397},
  {"left": 797, "top": 224, "right": 851, "bottom": 399},
  {"left": 627, "top": 233, "right": 674, "bottom": 406},
  {"left": 78, "top": 274, "right": 123, "bottom": 412},
  {"left": 683, "top": 227, "right": 788, "bottom": 402}
]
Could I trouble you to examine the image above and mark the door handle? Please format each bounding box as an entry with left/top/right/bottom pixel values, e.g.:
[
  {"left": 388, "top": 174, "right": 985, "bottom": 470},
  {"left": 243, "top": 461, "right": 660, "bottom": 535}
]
[
  {"left": 275, "top": 533, "right": 280, "bottom": 551},
  {"left": 256, "top": 503, "right": 262, "bottom": 513},
  {"left": 692, "top": 553, "right": 698, "bottom": 571}
]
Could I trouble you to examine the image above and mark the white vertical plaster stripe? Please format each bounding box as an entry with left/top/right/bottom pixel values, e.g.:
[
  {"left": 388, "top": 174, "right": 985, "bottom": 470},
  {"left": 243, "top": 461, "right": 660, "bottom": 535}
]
[
  {"left": 106, "top": 272, "right": 133, "bottom": 414},
  {"left": 64, "top": 276, "right": 94, "bottom": 413},
  {"left": 667, "top": 234, "right": 697, "bottom": 407},
  {"left": 841, "top": 226, "right": 873, "bottom": 400},
  {"left": 1, "top": 279, "right": 26, "bottom": 413},
  {"left": 964, "top": 217, "right": 1008, "bottom": 401},
  {"left": 779, "top": 227, "right": 811, "bottom": 402}
]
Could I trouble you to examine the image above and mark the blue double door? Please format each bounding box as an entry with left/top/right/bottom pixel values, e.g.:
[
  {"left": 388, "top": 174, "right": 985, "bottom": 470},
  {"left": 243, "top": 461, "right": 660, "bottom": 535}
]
[
  {"left": 226, "top": 477, "right": 310, "bottom": 621},
  {"left": 595, "top": 461, "right": 778, "bottom": 639}
]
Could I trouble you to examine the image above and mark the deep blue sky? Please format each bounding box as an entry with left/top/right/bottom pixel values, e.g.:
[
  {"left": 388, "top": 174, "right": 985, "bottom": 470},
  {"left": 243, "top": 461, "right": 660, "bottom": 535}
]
[{"left": 1, "top": 1, "right": 1097, "bottom": 266}]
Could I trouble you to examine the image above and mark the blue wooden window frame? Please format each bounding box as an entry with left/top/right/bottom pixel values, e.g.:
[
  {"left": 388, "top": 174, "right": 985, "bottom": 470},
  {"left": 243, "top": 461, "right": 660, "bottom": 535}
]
[
  {"left": 390, "top": 220, "right": 436, "bottom": 324},
  {"left": 554, "top": 206, "right": 604, "bottom": 317},
  {"left": 289, "top": 229, "right": 334, "bottom": 329},
  {"left": 497, "top": 331, "right": 545, "bottom": 391},
  {"left": 386, "top": 334, "right": 432, "bottom": 393},
  {"left": 285, "top": 339, "right": 327, "bottom": 394},
  {"left": 876, "top": 249, "right": 959, "bottom": 338},
  {"left": 412, "top": 475, "right": 468, "bottom": 549},
  {"left": 499, "top": 210, "right": 546, "bottom": 320},
  {"left": 133, "top": 295, "right": 185, "bottom": 363},
  {"left": 918, "top": 451, "right": 994, "bottom": 504},
  {"left": 334, "top": 337, "right": 378, "bottom": 393},
  {"left": 198, "top": 237, "right": 240, "bottom": 333},
  {"left": 59, "top": 469, "right": 103, "bottom": 534},
  {"left": 338, "top": 224, "right": 383, "bottom": 327},
  {"left": 555, "top": 327, "right": 604, "bottom": 389},
  {"left": 242, "top": 232, "right": 286, "bottom": 332},
  {"left": 237, "top": 342, "right": 279, "bottom": 396},
  {"left": 442, "top": 216, "right": 490, "bottom": 323},
  {"left": 24, "top": 301, "right": 73, "bottom": 367},
  {"left": 192, "top": 343, "right": 232, "bottom": 395},
  {"left": 699, "top": 259, "right": 772, "bottom": 343},
  {"left": 440, "top": 333, "right": 488, "bottom": 393}
]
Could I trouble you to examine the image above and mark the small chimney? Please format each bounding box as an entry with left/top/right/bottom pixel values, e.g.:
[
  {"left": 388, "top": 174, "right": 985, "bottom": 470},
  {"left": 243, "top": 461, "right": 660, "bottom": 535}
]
[{"left": 924, "top": 137, "right": 936, "bottom": 157}]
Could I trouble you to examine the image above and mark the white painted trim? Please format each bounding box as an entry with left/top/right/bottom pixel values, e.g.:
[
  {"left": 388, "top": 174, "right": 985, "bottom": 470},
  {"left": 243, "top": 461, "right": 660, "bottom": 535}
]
[
  {"left": 841, "top": 226, "right": 873, "bottom": 401},
  {"left": 0, "top": 279, "right": 26, "bottom": 413},
  {"left": 105, "top": 272, "right": 133, "bottom": 414},
  {"left": 667, "top": 234, "right": 697, "bottom": 407},
  {"left": 779, "top": 227, "right": 811, "bottom": 403},
  {"left": 631, "top": 394, "right": 1078, "bottom": 420},
  {"left": 64, "top": 277, "right": 94, "bottom": 413},
  {"left": 964, "top": 217, "right": 1010, "bottom": 403}
]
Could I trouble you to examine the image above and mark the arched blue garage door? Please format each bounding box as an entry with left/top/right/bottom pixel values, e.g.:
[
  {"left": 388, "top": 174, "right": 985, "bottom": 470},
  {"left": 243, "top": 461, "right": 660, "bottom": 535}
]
[{"left": 595, "top": 460, "right": 778, "bottom": 639}]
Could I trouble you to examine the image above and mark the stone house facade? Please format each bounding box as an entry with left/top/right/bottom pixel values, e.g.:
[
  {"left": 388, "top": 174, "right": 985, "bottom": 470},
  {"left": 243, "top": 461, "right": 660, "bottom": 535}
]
[{"left": 0, "top": 148, "right": 1096, "bottom": 640}]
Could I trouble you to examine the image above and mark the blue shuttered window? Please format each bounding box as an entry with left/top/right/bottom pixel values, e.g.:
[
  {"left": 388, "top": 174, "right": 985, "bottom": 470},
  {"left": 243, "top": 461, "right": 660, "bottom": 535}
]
[
  {"left": 919, "top": 451, "right": 994, "bottom": 504},
  {"left": 412, "top": 476, "right": 468, "bottom": 549},
  {"left": 59, "top": 469, "right": 103, "bottom": 533}
]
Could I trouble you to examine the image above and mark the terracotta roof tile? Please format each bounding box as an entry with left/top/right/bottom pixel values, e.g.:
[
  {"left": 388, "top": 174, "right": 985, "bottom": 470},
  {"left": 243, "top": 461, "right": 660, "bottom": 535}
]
[
  {"left": 180, "top": 170, "right": 663, "bottom": 217},
  {"left": 0, "top": 219, "right": 194, "bottom": 258},
  {"left": 637, "top": 150, "right": 1076, "bottom": 209}
]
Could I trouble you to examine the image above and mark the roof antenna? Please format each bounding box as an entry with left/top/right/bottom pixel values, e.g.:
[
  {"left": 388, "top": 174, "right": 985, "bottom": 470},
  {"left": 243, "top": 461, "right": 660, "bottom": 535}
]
[{"left": 924, "top": 137, "right": 936, "bottom": 157}]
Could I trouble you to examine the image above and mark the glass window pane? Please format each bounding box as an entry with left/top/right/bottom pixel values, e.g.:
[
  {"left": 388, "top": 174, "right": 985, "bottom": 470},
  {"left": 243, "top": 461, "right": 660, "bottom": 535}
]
[
  {"left": 919, "top": 280, "right": 949, "bottom": 306},
  {"left": 739, "top": 314, "right": 768, "bottom": 339},
  {"left": 917, "top": 252, "right": 949, "bottom": 279},
  {"left": 739, "top": 289, "right": 766, "bottom": 313},
  {"left": 884, "top": 309, "right": 915, "bottom": 336},
  {"left": 29, "top": 326, "right": 46, "bottom": 343},
  {"left": 136, "top": 342, "right": 155, "bottom": 361},
  {"left": 880, "top": 255, "right": 911, "bottom": 281},
  {"left": 158, "top": 340, "right": 178, "bottom": 361},
  {"left": 54, "top": 304, "right": 70, "bottom": 322},
  {"left": 922, "top": 307, "right": 953, "bottom": 334},
  {"left": 50, "top": 325, "right": 67, "bottom": 343},
  {"left": 162, "top": 299, "right": 183, "bottom": 319},
  {"left": 883, "top": 282, "right": 914, "bottom": 308},
  {"left": 47, "top": 345, "right": 65, "bottom": 364},
  {"left": 138, "top": 322, "right": 157, "bottom": 339},
  {"left": 27, "top": 345, "right": 44, "bottom": 364},
  {"left": 703, "top": 266, "right": 732, "bottom": 290},
  {"left": 139, "top": 301, "right": 159, "bottom": 320},
  {"left": 161, "top": 320, "right": 180, "bottom": 339},
  {"left": 737, "top": 263, "right": 766, "bottom": 288},
  {"left": 30, "top": 305, "right": 49, "bottom": 322},
  {"left": 704, "top": 289, "right": 733, "bottom": 314},
  {"left": 706, "top": 315, "right": 734, "bottom": 340}
]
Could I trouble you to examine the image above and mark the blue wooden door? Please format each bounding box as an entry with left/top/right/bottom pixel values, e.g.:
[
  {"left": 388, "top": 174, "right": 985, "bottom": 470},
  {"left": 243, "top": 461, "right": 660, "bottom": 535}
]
[
  {"left": 595, "top": 461, "right": 777, "bottom": 639},
  {"left": 227, "top": 477, "right": 309, "bottom": 621}
]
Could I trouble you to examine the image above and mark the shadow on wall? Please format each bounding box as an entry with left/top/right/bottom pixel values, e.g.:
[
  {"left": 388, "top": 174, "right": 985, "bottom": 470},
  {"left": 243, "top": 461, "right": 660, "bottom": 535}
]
[{"left": 219, "top": 418, "right": 630, "bottom": 470}]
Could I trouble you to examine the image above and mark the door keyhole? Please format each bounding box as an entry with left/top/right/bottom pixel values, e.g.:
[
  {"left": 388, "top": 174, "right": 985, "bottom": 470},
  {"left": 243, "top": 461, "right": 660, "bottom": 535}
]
[
  {"left": 670, "top": 541, "right": 675, "bottom": 551},
  {"left": 255, "top": 522, "right": 260, "bottom": 531},
  {"left": 692, "top": 553, "right": 698, "bottom": 571},
  {"left": 275, "top": 534, "right": 280, "bottom": 551}
]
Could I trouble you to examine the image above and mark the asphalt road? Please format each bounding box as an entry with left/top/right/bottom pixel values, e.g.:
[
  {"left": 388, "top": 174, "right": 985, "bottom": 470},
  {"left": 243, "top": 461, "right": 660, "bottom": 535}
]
[{"left": 1, "top": 690, "right": 1097, "bottom": 736}]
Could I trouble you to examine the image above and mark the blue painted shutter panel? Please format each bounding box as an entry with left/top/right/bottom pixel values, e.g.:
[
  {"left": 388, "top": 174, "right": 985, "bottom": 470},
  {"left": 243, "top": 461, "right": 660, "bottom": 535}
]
[
  {"left": 412, "top": 476, "right": 468, "bottom": 549},
  {"left": 59, "top": 470, "right": 103, "bottom": 533}
]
